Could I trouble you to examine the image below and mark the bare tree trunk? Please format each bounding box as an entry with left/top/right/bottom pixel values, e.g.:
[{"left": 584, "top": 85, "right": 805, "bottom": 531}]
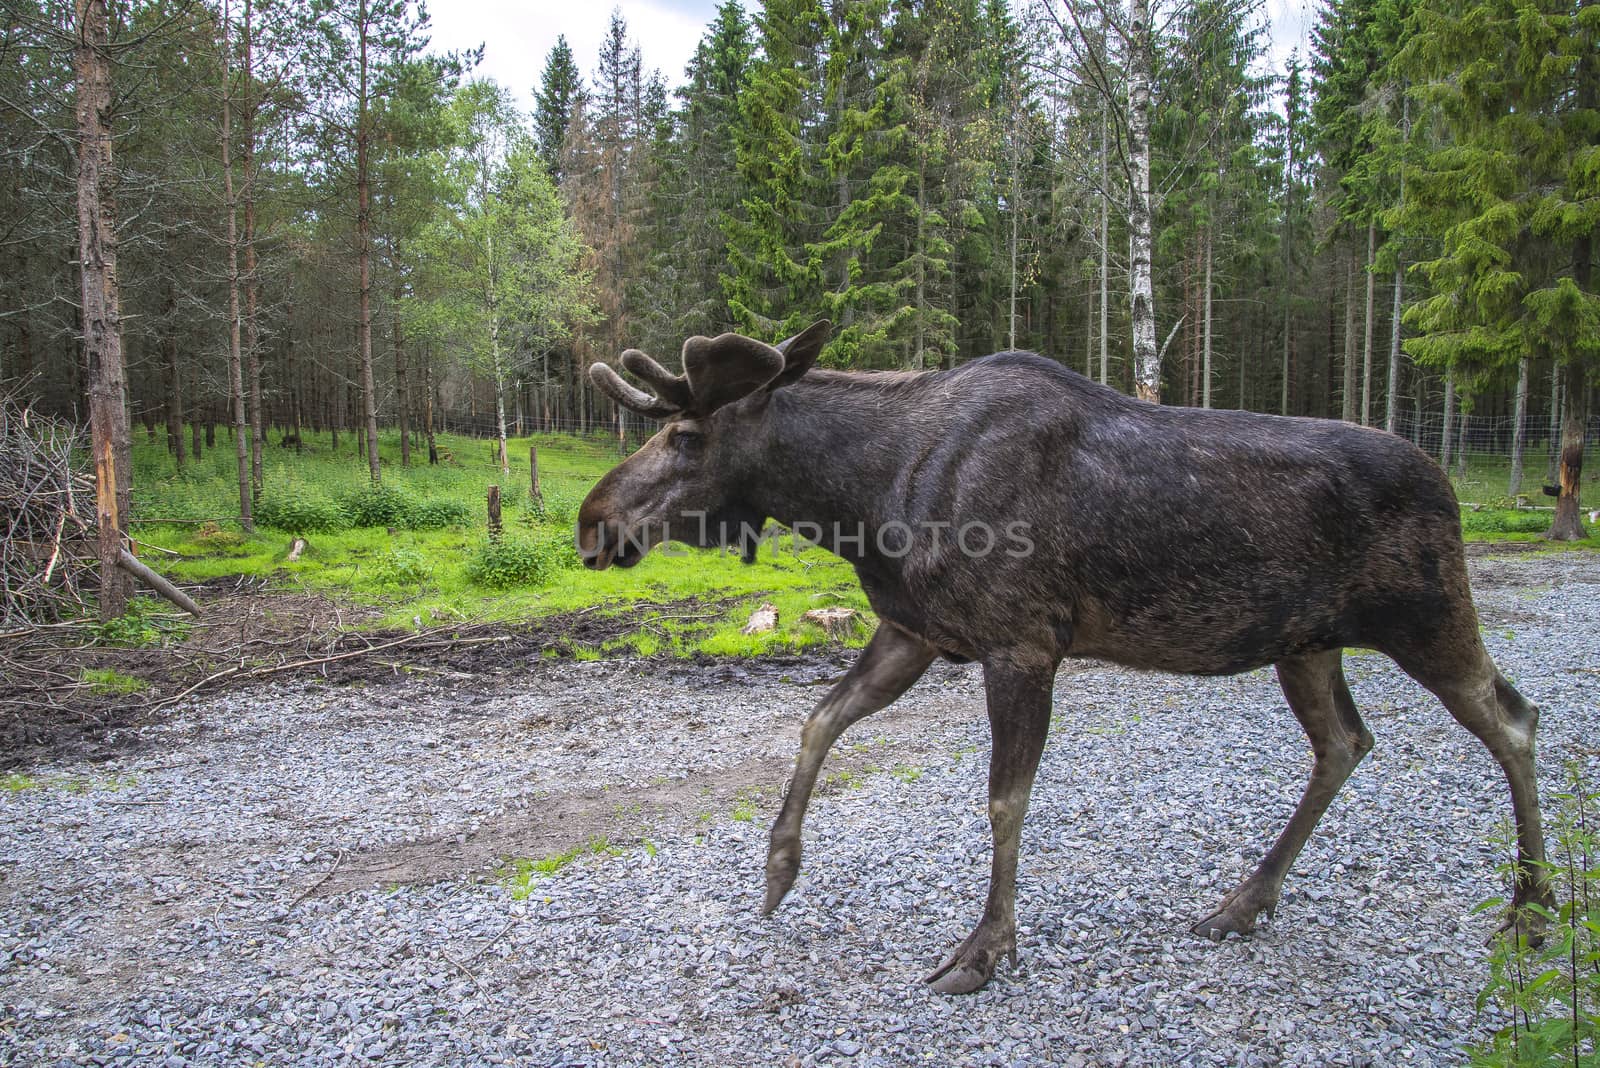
[
  {"left": 1546, "top": 229, "right": 1591, "bottom": 538},
  {"left": 1440, "top": 369, "right": 1456, "bottom": 470},
  {"left": 220, "top": 1, "right": 253, "bottom": 533},
  {"left": 74, "top": 0, "right": 133, "bottom": 619},
  {"left": 356, "top": 0, "right": 381, "bottom": 485},
  {"left": 243, "top": 0, "right": 261, "bottom": 500},
  {"left": 1341, "top": 258, "right": 1357, "bottom": 423},
  {"left": 1385, "top": 261, "right": 1403, "bottom": 433},
  {"left": 1098, "top": 110, "right": 1110, "bottom": 386},
  {"left": 1201, "top": 227, "right": 1213, "bottom": 409},
  {"left": 1547, "top": 360, "right": 1563, "bottom": 484},
  {"left": 1007, "top": 131, "right": 1019, "bottom": 352},
  {"left": 1127, "top": 0, "right": 1158, "bottom": 403},
  {"left": 1508, "top": 356, "right": 1529, "bottom": 497},
  {"left": 394, "top": 271, "right": 411, "bottom": 467},
  {"left": 1360, "top": 219, "right": 1375, "bottom": 425},
  {"left": 422, "top": 345, "right": 438, "bottom": 465},
  {"left": 162, "top": 280, "right": 185, "bottom": 471}
]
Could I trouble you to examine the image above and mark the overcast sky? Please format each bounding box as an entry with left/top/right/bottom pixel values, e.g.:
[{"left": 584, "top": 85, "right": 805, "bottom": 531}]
[{"left": 426, "top": 0, "right": 1317, "bottom": 115}]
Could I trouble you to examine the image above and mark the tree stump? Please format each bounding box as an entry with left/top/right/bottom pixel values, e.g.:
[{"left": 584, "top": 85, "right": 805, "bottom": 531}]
[{"left": 742, "top": 602, "right": 778, "bottom": 635}]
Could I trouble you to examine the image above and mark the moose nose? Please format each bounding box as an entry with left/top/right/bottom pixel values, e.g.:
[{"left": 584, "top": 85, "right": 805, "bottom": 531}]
[{"left": 576, "top": 521, "right": 613, "bottom": 570}]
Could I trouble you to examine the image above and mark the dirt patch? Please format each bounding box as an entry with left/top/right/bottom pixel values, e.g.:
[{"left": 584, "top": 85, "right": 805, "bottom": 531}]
[{"left": 0, "top": 590, "right": 777, "bottom": 770}]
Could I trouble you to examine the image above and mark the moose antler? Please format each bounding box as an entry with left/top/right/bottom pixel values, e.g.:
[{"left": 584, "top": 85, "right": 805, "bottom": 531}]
[{"left": 589, "top": 332, "right": 789, "bottom": 420}]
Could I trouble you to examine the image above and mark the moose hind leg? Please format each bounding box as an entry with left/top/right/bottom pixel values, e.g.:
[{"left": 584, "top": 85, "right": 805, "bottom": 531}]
[
  {"left": 763, "top": 623, "right": 936, "bottom": 914},
  {"left": 1399, "top": 648, "right": 1550, "bottom": 921},
  {"left": 1195, "top": 649, "right": 1373, "bottom": 940},
  {"left": 926, "top": 658, "right": 1053, "bottom": 995}
]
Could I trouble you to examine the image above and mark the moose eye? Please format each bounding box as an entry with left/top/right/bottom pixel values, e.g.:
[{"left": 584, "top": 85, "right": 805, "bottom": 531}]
[{"left": 671, "top": 429, "right": 704, "bottom": 456}]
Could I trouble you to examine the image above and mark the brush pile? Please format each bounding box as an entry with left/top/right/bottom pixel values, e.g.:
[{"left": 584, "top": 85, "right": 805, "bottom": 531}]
[{"left": 0, "top": 395, "right": 96, "bottom": 627}]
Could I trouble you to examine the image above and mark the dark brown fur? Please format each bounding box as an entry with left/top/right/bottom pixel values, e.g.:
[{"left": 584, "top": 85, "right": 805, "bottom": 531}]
[{"left": 579, "top": 325, "right": 1550, "bottom": 994}]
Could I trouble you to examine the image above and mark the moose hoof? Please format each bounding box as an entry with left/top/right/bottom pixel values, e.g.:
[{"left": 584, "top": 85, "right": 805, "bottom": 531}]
[
  {"left": 924, "top": 921, "right": 1016, "bottom": 996},
  {"left": 1192, "top": 884, "right": 1276, "bottom": 942},
  {"left": 762, "top": 842, "right": 800, "bottom": 915}
]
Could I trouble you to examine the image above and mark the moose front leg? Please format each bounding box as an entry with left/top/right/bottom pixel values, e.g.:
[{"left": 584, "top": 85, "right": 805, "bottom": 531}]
[
  {"left": 926, "top": 657, "right": 1054, "bottom": 995},
  {"left": 763, "top": 623, "right": 937, "bottom": 914}
]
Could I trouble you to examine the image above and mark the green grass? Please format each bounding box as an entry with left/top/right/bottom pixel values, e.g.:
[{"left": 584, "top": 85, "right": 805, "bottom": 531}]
[
  {"left": 504, "top": 837, "right": 625, "bottom": 900},
  {"left": 80, "top": 668, "right": 149, "bottom": 696},
  {"left": 0, "top": 774, "right": 39, "bottom": 792},
  {"left": 128, "top": 426, "right": 870, "bottom": 656}
]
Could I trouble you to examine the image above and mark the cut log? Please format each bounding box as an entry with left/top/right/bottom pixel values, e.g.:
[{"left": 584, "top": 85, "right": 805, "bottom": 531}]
[
  {"left": 801, "top": 607, "right": 860, "bottom": 639},
  {"left": 741, "top": 602, "right": 778, "bottom": 635},
  {"left": 115, "top": 549, "right": 201, "bottom": 616}
]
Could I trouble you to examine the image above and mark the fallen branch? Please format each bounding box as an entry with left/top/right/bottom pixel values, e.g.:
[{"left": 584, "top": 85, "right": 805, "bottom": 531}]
[
  {"left": 116, "top": 549, "right": 202, "bottom": 616},
  {"left": 147, "top": 628, "right": 483, "bottom": 711}
]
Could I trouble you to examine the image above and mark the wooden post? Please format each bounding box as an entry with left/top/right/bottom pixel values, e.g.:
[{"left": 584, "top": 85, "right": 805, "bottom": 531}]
[
  {"left": 529, "top": 445, "right": 544, "bottom": 512},
  {"left": 487, "top": 485, "right": 502, "bottom": 542}
]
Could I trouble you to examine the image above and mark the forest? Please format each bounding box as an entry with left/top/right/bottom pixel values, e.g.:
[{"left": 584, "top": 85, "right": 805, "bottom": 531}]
[{"left": 2, "top": 0, "right": 1597, "bottom": 590}]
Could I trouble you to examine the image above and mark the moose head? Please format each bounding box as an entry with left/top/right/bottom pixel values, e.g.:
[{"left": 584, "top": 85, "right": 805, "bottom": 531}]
[{"left": 577, "top": 321, "right": 832, "bottom": 570}]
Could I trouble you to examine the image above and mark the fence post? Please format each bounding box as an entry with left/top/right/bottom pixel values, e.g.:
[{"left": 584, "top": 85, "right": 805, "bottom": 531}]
[
  {"left": 530, "top": 445, "right": 544, "bottom": 512},
  {"left": 487, "top": 485, "right": 502, "bottom": 543}
]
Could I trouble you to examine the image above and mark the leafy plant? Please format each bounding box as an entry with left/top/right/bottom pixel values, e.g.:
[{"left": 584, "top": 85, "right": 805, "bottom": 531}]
[
  {"left": 341, "top": 484, "right": 417, "bottom": 528},
  {"left": 368, "top": 547, "right": 432, "bottom": 589},
  {"left": 86, "top": 598, "right": 188, "bottom": 647},
  {"left": 405, "top": 498, "right": 470, "bottom": 529},
  {"left": 464, "top": 530, "right": 577, "bottom": 588},
  {"left": 255, "top": 486, "right": 348, "bottom": 534},
  {"left": 1471, "top": 765, "right": 1600, "bottom": 1066}
]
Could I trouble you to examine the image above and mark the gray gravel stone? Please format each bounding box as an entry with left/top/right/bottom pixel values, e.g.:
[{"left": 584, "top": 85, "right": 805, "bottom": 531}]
[{"left": 0, "top": 551, "right": 1594, "bottom": 1066}]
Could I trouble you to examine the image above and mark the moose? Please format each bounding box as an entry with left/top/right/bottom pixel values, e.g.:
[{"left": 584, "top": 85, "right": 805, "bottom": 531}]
[{"left": 577, "top": 321, "right": 1549, "bottom": 995}]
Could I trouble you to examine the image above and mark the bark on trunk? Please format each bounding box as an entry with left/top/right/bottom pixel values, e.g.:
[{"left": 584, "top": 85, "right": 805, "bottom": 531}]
[
  {"left": 1508, "top": 356, "right": 1529, "bottom": 497},
  {"left": 356, "top": 0, "right": 381, "bottom": 485},
  {"left": 1127, "top": 0, "right": 1158, "bottom": 403},
  {"left": 243, "top": 0, "right": 261, "bottom": 500},
  {"left": 162, "top": 281, "right": 185, "bottom": 471},
  {"left": 1201, "top": 227, "right": 1213, "bottom": 409},
  {"left": 1385, "top": 261, "right": 1403, "bottom": 433},
  {"left": 422, "top": 347, "right": 438, "bottom": 465},
  {"left": 220, "top": 1, "right": 252, "bottom": 533},
  {"left": 1440, "top": 370, "right": 1456, "bottom": 470},
  {"left": 1546, "top": 358, "right": 1587, "bottom": 540},
  {"left": 74, "top": 0, "right": 133, "bottom": 619},
  {"left": 1341, "top": 259, "right": 1357, "bottom": 423},
  {"left": 394, "top": 277, "right": 410, "bottom": 467},
  {"left": 1360, "top": 220, "right": 1375, "bottom": 425}
]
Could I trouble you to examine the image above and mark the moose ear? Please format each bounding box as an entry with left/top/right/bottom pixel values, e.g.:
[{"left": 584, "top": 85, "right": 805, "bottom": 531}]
[
  {"left": 766, "top": 319, "right": 832, "bottom": 390},
  {"left": 682, "top": 333, "right": 787, "bottom": 414}
]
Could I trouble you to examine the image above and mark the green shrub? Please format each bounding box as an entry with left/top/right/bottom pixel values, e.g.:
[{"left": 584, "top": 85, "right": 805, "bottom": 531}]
[
  {"left": 1471, "top": 765, "right": 1599, "bottom": 1067},
  {"left": 341, "top": 484, "right": 417, "bottom": 528},
  {"left": 406, "top": 498, "right": 470, "bottom": 529},
  {"left": 1461, "top": 509, "right": 1559, "bottom": 535},
  {"left": 86, "top": 598, "right": 189, "bottom": 647},
  {"left": 255, "top": 487, "right": 348, "bottom": 533},
  {"left": 464, "top": 530, "right": 579, "bottom": 588},
  {"left": 368, "top": 547, "right": 432, "bottom": 588}
]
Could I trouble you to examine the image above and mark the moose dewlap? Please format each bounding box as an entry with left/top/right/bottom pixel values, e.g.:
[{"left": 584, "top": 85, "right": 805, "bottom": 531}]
[{"left": 578, "top": 321, "right": 1549, "bottom": 995}]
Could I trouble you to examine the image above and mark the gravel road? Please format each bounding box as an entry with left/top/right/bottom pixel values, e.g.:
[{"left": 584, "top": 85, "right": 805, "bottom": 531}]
[{"left": 1, "top": 550, "right": 1596, "bottom": 1067}]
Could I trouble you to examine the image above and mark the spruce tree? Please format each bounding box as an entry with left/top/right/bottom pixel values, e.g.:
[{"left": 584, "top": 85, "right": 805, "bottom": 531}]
[{"left": 1397, "top": 0, "right": 1599, "bottom": 538}]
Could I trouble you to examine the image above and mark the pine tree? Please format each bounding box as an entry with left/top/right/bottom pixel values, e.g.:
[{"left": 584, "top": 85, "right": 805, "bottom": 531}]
[
  {"left": 533, "top": 36, "right": 582, "bottom": 180},
  {"left": 722, "top": 0, "right": 831, "bottom": 342},
  {"left": 1397, "top": 0, "right": 1599, "bottom": 538}
]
